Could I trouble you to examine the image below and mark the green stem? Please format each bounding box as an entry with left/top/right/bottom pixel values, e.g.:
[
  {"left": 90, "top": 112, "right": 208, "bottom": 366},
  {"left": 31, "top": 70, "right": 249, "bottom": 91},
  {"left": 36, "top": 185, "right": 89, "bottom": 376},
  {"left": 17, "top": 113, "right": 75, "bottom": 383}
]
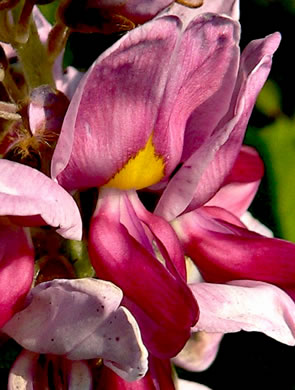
[{"left": 13, "top": 17, "right": 55, "bottom": 90}]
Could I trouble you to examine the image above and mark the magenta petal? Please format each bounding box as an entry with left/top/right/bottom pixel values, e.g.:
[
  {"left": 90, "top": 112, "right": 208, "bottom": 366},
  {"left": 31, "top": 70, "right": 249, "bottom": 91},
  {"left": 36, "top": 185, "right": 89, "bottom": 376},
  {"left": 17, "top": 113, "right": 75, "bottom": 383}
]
[
  {"left": 0, "top": 224, "right": 34, "bottom": 328},
  {"left": 190, "top": 280, "right": 295, "bottom": 345},
  {"left": 3, "top": 278, "right": 148, "bottom": 382},
  {"left": 206, "top": 146, "right": 264, "bottom": 217},
  {"left": 0, "top": 160, "right": 82, "bottom": 240},
  {"left": 89, "top": 188, "right": 198, "bottom": 358},
  {"left": 127, "top": 190, "right": 187, "bottom": 280},
  {"left": 174, "top": 207, "right": 295, "bottom": 294},
  {"left": 52, "top": 16, "right": 181, "bottom": 190},
  {"left": 156, "top": 32, "right": 281, "bottom": 220}
]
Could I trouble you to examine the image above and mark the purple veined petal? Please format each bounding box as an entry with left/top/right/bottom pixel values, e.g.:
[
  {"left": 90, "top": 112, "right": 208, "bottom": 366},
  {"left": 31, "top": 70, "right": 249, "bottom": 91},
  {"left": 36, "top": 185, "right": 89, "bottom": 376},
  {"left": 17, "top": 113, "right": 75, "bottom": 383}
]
[
  {"left": 3, "top": 278, "right": 148, "bottom": 382},
  {"left": 53, "top": 14, "right": 240, "bottom": 193},
  {"left": 89, "top": 188, "right": 198, "bottom": 358},
  {"left": 8, "top": 350, "right": 37, "bottom": 390},
  {"left": 178, "top": 379, "right": 213, "bottom": 390},
  {"left": 0, "top": 160, "right": 82, "bottom": 240},
  {"left": 52, "top": 15, "right": 182, "bottom": 191},
  {"left": 173, "top": 331, "right": 223, "bottom": 372},
  {"left": 190, "top": 280, "right": 295, "bottom": 346},
  {"left": 154, "top": 13, "right": 240, "bottom": 178},
  {"left": 0, "top": 224, "right": 34, "bottom": 328},
  {"left": 155, "top": 32, "right": 281, "bottom": 221},
  {"left": 205, "top": 145, "right": 264, "bottom": 217}
]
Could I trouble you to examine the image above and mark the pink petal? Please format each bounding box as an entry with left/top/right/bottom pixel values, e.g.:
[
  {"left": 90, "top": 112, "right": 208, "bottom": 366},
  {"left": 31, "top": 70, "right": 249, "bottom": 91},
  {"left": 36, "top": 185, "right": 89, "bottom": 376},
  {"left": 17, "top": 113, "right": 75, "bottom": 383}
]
[
  {"left": 165, "top": 0, "right": 239, "bottom": 28},
  {"left": 100, "top": 0, "right": 174, "bottom": 24},
  {"left": 205, "top": 145, "right": 264, "bottom": 216},
  {"left": 0, "top": 224, "right": 34, "bottom": 328},
  {"left": 153, "top": 14, "right": 240, "bottom": 175},
  {"left": 89, "top": 188, "right": 198, "bottom": 358},
  {"left": 52, "top": 16, "right": 181, "bottom": 190},
  {"left": 240, "top": 211, "right": 273, "bottom": 237},
  {"left": 55, "top": 66, "right": 84, "bottom": 100},
  {"left": 190, "top": 280, "right": 295, "bottom": 345},
  {"left": 53, "top": 14, "right": 240, "bottom": 193},
  {"left": 173, "top": 331, "right": 223, "bottom": 372},
  {"left": 174, "top": 207, "right": 295, "bottom": 296},
  {"left": 8, "top": 350, "right": 37, "bottom": 390},
  {"left": 3, "top": 278, "right": 148, "bottom": 382},
  {"left": 127, "top": 190, "right": 187, "bottom": 280},
  {"left": 0, "top": 160, "right": 82, "bottom": 240},
  {"left": 156, "top": 32, "right": 281, "bottom": 220},
  {"left": 178, "top": 379, "right": 213, "bottom": 390}
]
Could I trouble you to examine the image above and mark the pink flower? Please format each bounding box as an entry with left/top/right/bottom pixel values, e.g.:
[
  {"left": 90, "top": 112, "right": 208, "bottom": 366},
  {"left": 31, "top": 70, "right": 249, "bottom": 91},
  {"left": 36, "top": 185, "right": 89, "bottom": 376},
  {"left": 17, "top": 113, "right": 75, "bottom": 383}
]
[{"left": 50, "top": 2, "right": 281, "bottom": 373}]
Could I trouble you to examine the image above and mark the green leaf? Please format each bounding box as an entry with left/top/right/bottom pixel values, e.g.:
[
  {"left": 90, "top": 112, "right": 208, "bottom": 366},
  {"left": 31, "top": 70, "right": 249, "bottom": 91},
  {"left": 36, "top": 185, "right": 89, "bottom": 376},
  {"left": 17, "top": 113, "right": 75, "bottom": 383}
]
[{"left": 251, "top": 116, "right": 295, "bottom": 242}]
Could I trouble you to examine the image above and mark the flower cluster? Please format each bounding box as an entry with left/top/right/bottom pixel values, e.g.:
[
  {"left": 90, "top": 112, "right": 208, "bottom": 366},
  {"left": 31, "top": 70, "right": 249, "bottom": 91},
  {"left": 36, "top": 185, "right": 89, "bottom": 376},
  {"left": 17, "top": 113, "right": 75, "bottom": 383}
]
[{"left": 0, "top": 0, "right": 294, "bottom": 389}]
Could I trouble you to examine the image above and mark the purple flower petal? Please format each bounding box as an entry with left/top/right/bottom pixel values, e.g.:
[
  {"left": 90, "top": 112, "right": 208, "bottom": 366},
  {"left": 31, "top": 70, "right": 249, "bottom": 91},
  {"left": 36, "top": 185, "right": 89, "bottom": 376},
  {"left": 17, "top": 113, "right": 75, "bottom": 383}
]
[
  {"left": 156, "top": 32, "right": 281, "bottom": 220},
  {"left": 3, "top": 278, "right": 148, "bottom": 382}
]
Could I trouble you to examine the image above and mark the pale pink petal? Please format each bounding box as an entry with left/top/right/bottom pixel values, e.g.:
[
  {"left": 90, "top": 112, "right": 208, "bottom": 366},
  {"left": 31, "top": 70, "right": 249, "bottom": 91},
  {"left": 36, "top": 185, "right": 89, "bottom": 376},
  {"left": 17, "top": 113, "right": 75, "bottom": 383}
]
[
  {"left": 3, "top": 278, "right": 148, "bottom": 382},
  {"left": 156, "top": 32, "right": 281, "bottom": 220},
  {"left": 240, "top": 211, "right": 273, "bottom": 237},
  {"left": 178, "top": 379, "right": 212, "bottom": 390},
  {"left": 0, "top": 160, "right": 82, "bottom": 240},
  {"left": 68, "top": 361, "right": 92, "bottom": 390},
  {"left": 8, "top": 351, "right": 93, "bottom": 390},
  {"left": 8, "top": 350, "right": 37, "bottom": 390},
  {"left": 33, "top": 6, "right": 52, "bottom": 43},
  {"left": 173, "top": 332, "right": 222, "bottom": 371},
  {"left": 0, "top": 224, "right": 34, "bottom": 328},
  {"left": 55, "top": 66, "right": 84, "bottom": 100},
  {"left": 190, "top": 280, "right": 295, "bottom": 345}
]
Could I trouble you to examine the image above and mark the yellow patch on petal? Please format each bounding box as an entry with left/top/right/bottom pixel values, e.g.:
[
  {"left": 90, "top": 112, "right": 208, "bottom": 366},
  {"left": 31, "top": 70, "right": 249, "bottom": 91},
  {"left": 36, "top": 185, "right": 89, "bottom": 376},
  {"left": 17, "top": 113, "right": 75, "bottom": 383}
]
[{"left": 105, "top": 134, "right": 165, "bottom": 190}]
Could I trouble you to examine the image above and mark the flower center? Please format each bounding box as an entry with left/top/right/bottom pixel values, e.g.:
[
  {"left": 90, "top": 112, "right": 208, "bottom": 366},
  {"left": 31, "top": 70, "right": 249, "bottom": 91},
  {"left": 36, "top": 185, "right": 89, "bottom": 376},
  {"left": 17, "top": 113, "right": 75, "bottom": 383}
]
[{"left": 105, "top": 134, "right": 165, "bottom": 190}]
